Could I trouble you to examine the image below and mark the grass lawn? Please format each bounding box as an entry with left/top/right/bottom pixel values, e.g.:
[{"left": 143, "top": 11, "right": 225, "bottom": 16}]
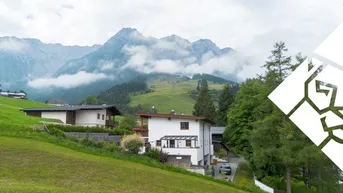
[
  {"left": 233, "top": 162, "right": 264, "bottom": 193},
  {"left": 130, "top": 79, "right": 224, "bottom": 115},
  {"left": 0, "top": 96, "right": 53, "bottom": 126},
  {"left": 0, "top": 137, "right": 249, "bottom": 193}
]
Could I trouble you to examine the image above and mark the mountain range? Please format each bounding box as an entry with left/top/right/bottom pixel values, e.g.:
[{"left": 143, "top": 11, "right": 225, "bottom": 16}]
[
  {"left": 0, "top": 36, "right": 100, "bottom": 84},
  {"left": 0, "top": 28, "right": 237, "bottom": 103}
]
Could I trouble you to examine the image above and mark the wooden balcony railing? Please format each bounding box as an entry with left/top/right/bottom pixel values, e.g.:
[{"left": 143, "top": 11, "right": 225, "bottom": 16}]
[{"left": 106, "top": 120, "right": 118, "bottom": 127}]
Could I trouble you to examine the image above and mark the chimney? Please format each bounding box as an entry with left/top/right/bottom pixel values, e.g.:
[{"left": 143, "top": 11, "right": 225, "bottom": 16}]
[
  {"left": 171, "top": 109, "right": 175, "bottom": 115},
  {"left": 151, "top": 106, "right": 156, "bottom": 114}
]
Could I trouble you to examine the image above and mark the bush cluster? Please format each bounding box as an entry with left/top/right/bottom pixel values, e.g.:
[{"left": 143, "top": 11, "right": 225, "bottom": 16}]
[
  {"left": 71, "top": 136, "right": 123, "bottom": 152},
  {"left": 145, "top": 147, "right": 160, "bottom": 160},
  {"left": 261, "top": 176, "right": 286, "bottom": 190},
  {"left": 144, "top": 148, "right": 169, "bottom": 163},
  {"left": 49, "top": 127, "right": 66, "bottom": 138},
  {"left": 159, "top": 150, "right": 169, "bottom": 163},
  {"left": 120, "top": 134, "right": 144, "bottom": 154}
]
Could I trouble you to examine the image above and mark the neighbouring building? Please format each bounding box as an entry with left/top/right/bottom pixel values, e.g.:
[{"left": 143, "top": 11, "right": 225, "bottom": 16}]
[
  {"left": 0, "top": 91, "right": 26, "bottom": 99},
  {"left": 132, "top": 128, "right": 148, "bottom": 137},
  {"left": 22, "top": 105, "right": 121, "bottom": 127},
  {"left": 211, "top": 126, "right": 225, "bottom": 152},
  {"left": 139, "top": 110, "right": 215, "bottom": 167}
]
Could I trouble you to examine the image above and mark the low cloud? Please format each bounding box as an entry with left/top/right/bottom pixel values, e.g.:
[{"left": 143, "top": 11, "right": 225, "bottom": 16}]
[
  {"left": 28, "top": 71, "right": 109, "bottom": 89},
  {"left": 0, "top": 38, "right": 27, "bottom": 52},
  {"left": 152, "top": 39, "right": 190, "bottom": 56},
  {"left": 100, "top": 61, "right": 115, "bottom": 71},
  {"left": 62, "top": 4, "right": 74, "bottom": 10},
  {"left": 130, "top": 31, "right": 156, "bottom": 42},
  {"left": 122, "top": 44, "right": 250, "bottom": 81}
]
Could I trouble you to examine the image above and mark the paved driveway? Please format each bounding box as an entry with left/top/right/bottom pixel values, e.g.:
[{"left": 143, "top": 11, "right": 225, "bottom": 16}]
[{"left": 213, "top": 157, "right": 240, "bottom": 181}]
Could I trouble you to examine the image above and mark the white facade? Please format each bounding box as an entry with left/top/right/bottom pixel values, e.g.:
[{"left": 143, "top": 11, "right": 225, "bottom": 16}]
[
  {"left": 42, "top": 112, "right": 67, "bottom": 123},
  {"left": 147, "top": 117, "right": 213, "bottom": 166},
  {"left": 40, "top": 110, "right": 107, "bottom": 126},
  {"left": 75, "top": 109, "right": 106, "bottom": 126}
]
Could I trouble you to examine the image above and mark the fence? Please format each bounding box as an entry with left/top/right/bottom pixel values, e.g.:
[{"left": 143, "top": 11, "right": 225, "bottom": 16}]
[
  {"left": 187, "top": 168, "right": 205, "bottom": 175},
  {"left": 254, "top": 177, "right": 286, "bottom": 193},
  {"left": 254, "top": 178, "right": 274, "bottom": 193},
  {"left": 65, "top": 132, "right": 121, "bottom": 143}
]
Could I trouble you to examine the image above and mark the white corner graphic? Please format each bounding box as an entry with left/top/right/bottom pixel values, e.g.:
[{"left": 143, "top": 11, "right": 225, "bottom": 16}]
[{"left": 268, "top": 22, "right": 343, "bottom": 171}]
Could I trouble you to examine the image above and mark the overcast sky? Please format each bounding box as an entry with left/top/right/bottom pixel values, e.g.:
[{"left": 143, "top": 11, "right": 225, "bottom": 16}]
[{"left": 1, "top": 0, "right": 343, "bottom": 79}]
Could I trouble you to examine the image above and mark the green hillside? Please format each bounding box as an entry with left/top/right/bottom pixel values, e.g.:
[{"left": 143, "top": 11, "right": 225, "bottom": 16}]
[
  {"left": 0, "top": 96, "right": 52, "bottom": 126},
  {"left": 0, "top": 97, "right": 256, "bottom": 193},
  {"left": 0, "top": 137, "right": 248, "bottom": 193},
  {"left": 130, "top": 77, "right": 225, "bottom": 115}
]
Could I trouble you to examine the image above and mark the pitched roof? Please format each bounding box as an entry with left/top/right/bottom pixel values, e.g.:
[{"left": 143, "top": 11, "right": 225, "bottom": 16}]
[
  {"left": 46, "top": 99, "right": 68, "bottom": 104},
  {"left": 22, "top": 105, "right": 121, "bottom": 115},
  {"left": 139, "top": 113, "right": 215, "bottom": 125}
]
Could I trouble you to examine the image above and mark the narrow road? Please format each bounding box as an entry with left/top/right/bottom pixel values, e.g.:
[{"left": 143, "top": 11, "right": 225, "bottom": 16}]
[{"left": 213, "top": 157, "right": 241, "bottom": 181}]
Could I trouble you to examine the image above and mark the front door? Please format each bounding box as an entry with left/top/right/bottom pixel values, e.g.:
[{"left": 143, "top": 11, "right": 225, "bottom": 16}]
[{"left": 169, "top": 140, "right": 175, "bottom": 148}]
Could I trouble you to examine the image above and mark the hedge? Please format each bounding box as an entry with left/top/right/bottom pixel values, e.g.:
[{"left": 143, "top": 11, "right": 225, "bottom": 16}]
[
  {"left": 46, "top": 124, "right": 134, "bottom": 136},
  {"left": 46, "top": 124, "right": 109, "bottom": 133}
]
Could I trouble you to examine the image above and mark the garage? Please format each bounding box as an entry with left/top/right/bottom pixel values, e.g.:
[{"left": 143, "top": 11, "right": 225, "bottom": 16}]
[{"left": 167, "top": 155, "right": 191, "bottom": 166}]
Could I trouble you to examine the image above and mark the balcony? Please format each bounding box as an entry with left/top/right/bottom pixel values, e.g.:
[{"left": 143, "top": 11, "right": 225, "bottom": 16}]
[{"left": 106, "top": 120, "right": 118, "bottom": 127}]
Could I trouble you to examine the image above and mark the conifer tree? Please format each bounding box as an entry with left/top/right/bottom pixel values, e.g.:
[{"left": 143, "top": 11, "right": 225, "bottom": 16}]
[
  {"left": 216, "top": 84, "right": 234, "bottom": 126},
  {"left": 193, "top": 79, "right": 216, "bottom": 121}
]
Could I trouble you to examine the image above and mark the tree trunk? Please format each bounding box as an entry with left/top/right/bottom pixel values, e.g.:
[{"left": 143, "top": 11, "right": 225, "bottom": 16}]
[
  {"left": 286, "top": 167, "right": 292, "bottom": 193},
  {"left": 308, "top": 168, "right": 312, "bottom": 189},
  {"left": 301, "top": 167, "right": 307, "bottom": 186},
  {"left": 317, "top": 170, "right": 322, "bottom": 193}
]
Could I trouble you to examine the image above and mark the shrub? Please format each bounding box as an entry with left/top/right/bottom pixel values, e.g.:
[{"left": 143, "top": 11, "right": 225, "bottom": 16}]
[
  {"left": 159, "top": 150, "right": 169, "bottom": 163},
  {"left": 120, "top": 134, "right": 144, "bottom": 154},
  {"left": 215, "top": 148, "right": 227, "bottom": 159},
  {"left": 261, "top": 176, "right": 285, "bottom": 190},
  {"left": 104, "top": 142, "right": 124, "bottom": 152},
  {"left": 145, "top": 148, "right": 159, "bottom": 160},
  {"left": 80, "top": 136, "right": 98, "bottom": 147},
  {"left": 94, "top": 140, "right": 106, "bottom": 148},
  {"left": 67, "top": 135, "right": 79, "bottom": 142},
  {"left": 109, "top": 127, "right": 134, "bottom": 135},
  {"left": 49, "top": 127, "right": 66, "bottom": 138}
]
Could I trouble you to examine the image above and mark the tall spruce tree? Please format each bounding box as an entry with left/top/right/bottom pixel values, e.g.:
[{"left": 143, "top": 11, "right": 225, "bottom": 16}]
[
  {"left": 251, "top": 42, "right": 295, "bottom": 193},
  {"left": 216, "top": 84, "right": 235, "bottom": 126},
  {"left": 193, "top": 79, "right": 216, "bottom": 121}
]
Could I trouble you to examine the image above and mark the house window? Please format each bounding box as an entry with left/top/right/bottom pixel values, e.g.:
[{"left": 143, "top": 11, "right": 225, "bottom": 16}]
[
  {"left": 180, "top": 122, "right": 189, "bottom": 130},
  {"left": 186, "top": 140, "right": 191, "bottom": 147},
  {"left": 156, "top": 140, "right": 161, "bottom": 147},
  {"left": 97, "top": 113, "right": 100, "bottom": 119},
  {"left": 102, "top": 114, "right": 105, "bottom": 120}
]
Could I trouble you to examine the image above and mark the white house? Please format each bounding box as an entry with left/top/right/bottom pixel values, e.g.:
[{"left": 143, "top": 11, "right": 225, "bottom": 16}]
[
  {"left": 0, "top": 91, "right": 26, "bottom": 99},
  {"left": 22, "top": 105, "right": 121, "bottom": 127},
  {"left": 140, "top": 111, "right": 215, "bottom": 166}
]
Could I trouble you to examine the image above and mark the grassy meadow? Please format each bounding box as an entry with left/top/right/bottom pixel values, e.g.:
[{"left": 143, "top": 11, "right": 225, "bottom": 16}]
[
  {"left": 0, "top": 96, "right": 53, "bottom": 126},
  {"left": 0, "top": 96, "right": 258, "bottom": 193},
  {"left": 130, "top": 78, "right": 224, "bottom": 115},
  {"left": 0, "top": 137, "right": 250, "bottom": 193}
]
